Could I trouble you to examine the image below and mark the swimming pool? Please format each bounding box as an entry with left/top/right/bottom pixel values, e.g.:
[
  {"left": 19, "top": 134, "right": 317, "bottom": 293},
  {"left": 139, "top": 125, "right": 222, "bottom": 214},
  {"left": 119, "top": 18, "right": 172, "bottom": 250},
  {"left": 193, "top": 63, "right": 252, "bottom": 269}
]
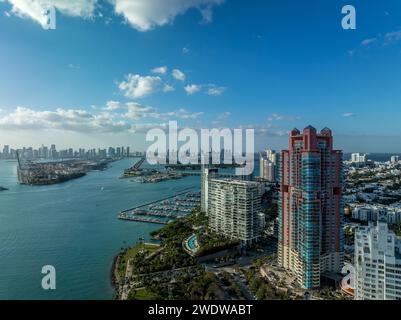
[{"left": 183, "top": 234, "right": 199, "bottom": 255}]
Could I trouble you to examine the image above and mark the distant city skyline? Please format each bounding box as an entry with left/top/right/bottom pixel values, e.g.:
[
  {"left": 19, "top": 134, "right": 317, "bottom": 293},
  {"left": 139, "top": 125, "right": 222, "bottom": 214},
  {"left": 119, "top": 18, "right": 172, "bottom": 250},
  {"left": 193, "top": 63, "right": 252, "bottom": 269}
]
[
  {"left": 0, "top": 143, "right": 137, "bottom": 160},
  {"left": 2, "top": 142, "right": 401, "bottom": 157},
  {"left": 1, "top": 1, "right": 401, "bottom": 152}
]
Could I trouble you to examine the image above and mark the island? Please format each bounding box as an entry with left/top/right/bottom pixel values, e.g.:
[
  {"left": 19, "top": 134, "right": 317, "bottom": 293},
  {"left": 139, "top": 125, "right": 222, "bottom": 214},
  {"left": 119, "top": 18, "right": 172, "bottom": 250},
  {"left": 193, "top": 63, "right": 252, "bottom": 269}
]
[
  {"left": 121, "top": 157, "right": 191, "bottom": 183},
  {"left": 17, "top": 157, "right": 115, "bottom": 185}
]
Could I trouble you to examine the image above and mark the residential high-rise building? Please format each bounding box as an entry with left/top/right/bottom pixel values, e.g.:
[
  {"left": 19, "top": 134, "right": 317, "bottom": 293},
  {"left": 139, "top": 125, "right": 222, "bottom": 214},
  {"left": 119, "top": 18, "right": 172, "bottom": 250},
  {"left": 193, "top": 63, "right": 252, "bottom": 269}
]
[
  {"left": 350, "top": 153, "right": 367, "bottom": 164},
  {"left": 200, "top": 167, "right": 218, "bottom": 214},
  {"left": 260, "top": 157, "right": 276, "bottom": 182},
  {"left": 355, "top": 220, "right": 401, "bottom": 300},
  {"left": 391, "top": 155, "right": 400, "bottom": 164},
  {"left": 208, "top": 178, "right": 264, "bottom": 246},
  {"left": 2, "top": 145, "right": 10, "bottom": 158},
  {"left": 266, "top": 149, "right": 278, "bottom": 164},
  {"left": 260, "top": 149, "right": 278, "bottom": 182},
  {"left": 108, "top": 147, "right": 116, "bottom": 158},
  {"left": 278, "top": 126, "right": 344, "bottom": 289},
  {"left": 50, "top": 144, "right": 57, "bottom": 159},
  {"left": 39, "top": 144, "right": 48, "bottom": 159}
]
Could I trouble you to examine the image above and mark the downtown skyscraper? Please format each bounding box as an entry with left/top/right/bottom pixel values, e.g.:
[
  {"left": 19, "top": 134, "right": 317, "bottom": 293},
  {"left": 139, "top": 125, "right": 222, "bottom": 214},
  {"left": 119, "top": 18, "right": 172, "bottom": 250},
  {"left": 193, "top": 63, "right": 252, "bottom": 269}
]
[{"left": 278, "top": 126, "right": 344, "bottom": 289}]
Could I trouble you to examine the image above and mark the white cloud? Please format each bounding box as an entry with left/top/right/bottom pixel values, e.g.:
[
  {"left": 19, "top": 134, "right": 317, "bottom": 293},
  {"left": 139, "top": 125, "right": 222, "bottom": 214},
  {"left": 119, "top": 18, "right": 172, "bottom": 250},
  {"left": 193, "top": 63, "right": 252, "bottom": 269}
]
[
  {"left": 104, "top": 101, "right": 203, "bottom": 121},
  {"left": 118, "top": 73, "right": 162, "bottom": 99},
  {"left": 0, "top": 106, "right": 129, "bottom": 133},
  {"left": 151, "top": 66, "right": 167, "bottom": 74},
  {"left": 182, "top": 47, "right": 190, "bottom": 54},
  {"left": 129, "top": 122, "right": 169, "bottom": 133},
  {"left": 104, "top": 100, "right": 122, "bottom": 111},
  {"left": 103, "top": 101, "right": 158, "bottom": 119},
  {"left": 122, "top": 103, "right": 202, "bottom": 120},
  {"left": 124, "top": 102, "right": 157, "bottom": 120},
  {"left": 0, "top": 104, "right": 204, "bottom": 134},
  {"left": 218, "top": 111, "right": 231, "bottom": 119},
  {"left": 2, "top": 0, "right": 225, "bottom": 31},
  {"left": 111, "top": 0, "right": 224, "bottom": 32},
  {"left": 361, "top": 38, "right": 377, "bottom": 46},
  {"left": 184, "top": 84, "right": 201, "bottom": 95},
  {"left": 343, "top": 112, "right": 356, "bottom": 117},
  {"left": 3, "top": 0, "right": 97, "bottom": 27},
  {"left": 68, "top": 63, "right": 80, "bottom": 69},
  {"left": 257, "top": 128, "right": 289, "bottom": 137},
  {"left": 164, "top": 108, "right": 203, "bottom": 119},
  {"left": 163, "top": 84, "right": 175, "bottom": 92},
  {"left": 268, "top": 113, "right": 301, "bottom": 122},
  {"left": 207, "top": 85, "right": 226, "bottom": 96},
  {"left": 199, "top": 5, "right": 214, "bottom": 23},
  {"left": 172, "top": 69, "right": 186, "bottom": 81},
  {"left": 385, "top": 29, "right": 401, "bottom": 45}
]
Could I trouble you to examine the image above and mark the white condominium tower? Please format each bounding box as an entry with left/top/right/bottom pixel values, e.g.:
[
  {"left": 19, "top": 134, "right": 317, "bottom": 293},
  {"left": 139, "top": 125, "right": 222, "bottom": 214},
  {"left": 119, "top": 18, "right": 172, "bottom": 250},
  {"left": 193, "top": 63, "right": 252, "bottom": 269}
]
[
  {"left": 350, "top": 153, "right": 367, "bottom": 164},
  {"left": 207, "top": 178, "right": 264, "bottom": 245},
  {"left": 259, "top": 157, "right": 276, "bottom": 182},
  {"left": 259, "top": 149, "right": 278, "bottom": 182},
  {"left": 355, "top": 221, "right": 401, "bottom": 300}
]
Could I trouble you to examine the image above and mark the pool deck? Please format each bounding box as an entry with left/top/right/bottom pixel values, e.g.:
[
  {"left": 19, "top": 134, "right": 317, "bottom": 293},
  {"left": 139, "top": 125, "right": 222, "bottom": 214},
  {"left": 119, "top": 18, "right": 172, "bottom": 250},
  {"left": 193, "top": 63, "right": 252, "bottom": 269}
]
[{"left": 183, "top": 234, "right": 200, "bottom": 256}]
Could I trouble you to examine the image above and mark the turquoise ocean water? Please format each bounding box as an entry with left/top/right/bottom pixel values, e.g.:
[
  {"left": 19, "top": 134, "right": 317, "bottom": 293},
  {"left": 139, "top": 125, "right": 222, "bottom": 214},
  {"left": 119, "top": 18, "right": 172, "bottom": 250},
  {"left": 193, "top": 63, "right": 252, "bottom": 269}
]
[{"left": 0, "top": 159, "right": 199, "bottom": 300}]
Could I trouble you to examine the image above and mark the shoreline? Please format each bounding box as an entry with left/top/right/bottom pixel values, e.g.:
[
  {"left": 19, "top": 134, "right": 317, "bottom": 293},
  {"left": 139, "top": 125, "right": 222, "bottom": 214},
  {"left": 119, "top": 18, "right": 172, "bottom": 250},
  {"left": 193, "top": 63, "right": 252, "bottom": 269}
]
[
  {"left": 110, "top": 241, "right": 162, "bottom": 300},
  {"left": 17, "top": 158, "right": 118, "bottom": 186},
  {"left": 0, "top": 158, "right": 198, "bottom": 300},
  {"left": 111, "top": 254, "right": 122, "bottom": 299}
]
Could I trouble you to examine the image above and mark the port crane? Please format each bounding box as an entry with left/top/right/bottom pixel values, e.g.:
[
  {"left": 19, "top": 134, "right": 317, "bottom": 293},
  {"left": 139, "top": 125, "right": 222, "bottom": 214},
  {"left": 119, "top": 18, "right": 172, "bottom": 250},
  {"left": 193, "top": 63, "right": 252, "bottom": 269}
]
[{"left": 130, "top": 157, "right": 146, "bottom": 170}]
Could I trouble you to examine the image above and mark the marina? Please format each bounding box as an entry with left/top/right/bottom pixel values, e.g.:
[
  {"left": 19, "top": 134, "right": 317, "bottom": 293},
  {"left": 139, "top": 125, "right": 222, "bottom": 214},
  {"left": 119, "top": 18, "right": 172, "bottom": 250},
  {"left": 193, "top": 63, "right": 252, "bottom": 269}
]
[
  {"left": 117, "top": 215, "right": 170, "bottom": 225},
  {"left": 118, "top": 190, "right": 201, "bottom": 224},
  {"left": 0, "top": 158, "right": 201, "bottom": 299}
]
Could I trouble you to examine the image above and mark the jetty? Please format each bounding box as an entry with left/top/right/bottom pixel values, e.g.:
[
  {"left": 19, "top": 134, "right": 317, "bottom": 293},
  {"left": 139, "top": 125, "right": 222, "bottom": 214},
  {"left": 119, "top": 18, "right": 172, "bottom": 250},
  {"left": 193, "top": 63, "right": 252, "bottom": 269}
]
[{"left": 118, "top": 214, "right": 170, "bottom": 225}]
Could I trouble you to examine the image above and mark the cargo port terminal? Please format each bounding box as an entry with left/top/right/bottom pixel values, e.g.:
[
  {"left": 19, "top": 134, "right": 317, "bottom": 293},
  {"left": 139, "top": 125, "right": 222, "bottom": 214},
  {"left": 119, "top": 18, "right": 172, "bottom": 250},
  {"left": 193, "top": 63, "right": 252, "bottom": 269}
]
[{"left": 16, "top": 151, "right": 115, "bottom": 185}]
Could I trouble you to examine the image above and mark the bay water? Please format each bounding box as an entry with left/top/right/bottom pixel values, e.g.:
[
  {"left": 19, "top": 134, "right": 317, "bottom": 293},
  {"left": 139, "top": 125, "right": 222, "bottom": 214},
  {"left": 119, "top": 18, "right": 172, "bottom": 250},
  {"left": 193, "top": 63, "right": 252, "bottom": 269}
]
[{"left": 0, "top": 159, "right": 199, "bottom": 299}]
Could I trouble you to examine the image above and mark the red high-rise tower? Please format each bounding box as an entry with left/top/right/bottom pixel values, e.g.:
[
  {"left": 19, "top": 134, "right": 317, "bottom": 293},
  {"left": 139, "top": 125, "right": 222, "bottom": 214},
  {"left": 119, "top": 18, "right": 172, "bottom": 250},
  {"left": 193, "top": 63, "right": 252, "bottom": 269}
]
[{"left": 278, "top": 126, "right": 344, "bottom": 289}]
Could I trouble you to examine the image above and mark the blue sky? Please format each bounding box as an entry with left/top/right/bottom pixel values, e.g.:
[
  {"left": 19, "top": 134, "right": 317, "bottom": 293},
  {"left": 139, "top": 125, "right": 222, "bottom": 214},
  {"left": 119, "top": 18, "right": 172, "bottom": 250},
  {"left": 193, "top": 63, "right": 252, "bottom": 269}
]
[{"left": 1, "top": 0, "right": 401, "bottom": 152}]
